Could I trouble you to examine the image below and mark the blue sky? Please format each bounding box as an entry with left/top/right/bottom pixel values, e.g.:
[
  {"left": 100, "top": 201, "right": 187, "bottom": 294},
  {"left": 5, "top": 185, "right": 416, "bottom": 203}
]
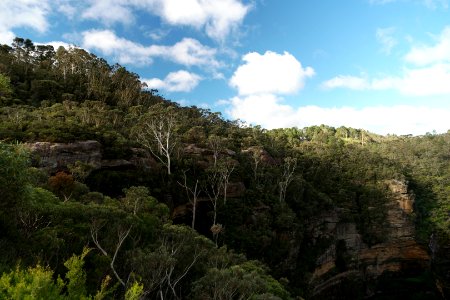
[{"left": 2, "top": 0, "right": 450, "bottom": 135}]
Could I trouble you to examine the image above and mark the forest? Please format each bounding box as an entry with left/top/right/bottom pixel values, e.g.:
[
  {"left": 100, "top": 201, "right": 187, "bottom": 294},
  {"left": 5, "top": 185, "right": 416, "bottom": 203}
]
[{"left": 0, "top": 38, "right": 449, "bottom": 299}]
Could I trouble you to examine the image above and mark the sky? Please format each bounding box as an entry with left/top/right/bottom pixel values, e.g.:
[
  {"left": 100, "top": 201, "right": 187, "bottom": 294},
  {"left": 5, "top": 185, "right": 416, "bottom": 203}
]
[{"left": 1, "top": 0, "right": 450, "bottom": 135}]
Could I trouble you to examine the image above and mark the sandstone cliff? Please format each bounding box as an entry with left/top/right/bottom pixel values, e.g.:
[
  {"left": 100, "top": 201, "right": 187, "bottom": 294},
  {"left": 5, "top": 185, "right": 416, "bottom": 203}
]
[
  {"left": 310, "top": 179, "right": 435, "bottom": 298},
  {"left": 24, "top": 141, "right": 158, "bottom": 172}
]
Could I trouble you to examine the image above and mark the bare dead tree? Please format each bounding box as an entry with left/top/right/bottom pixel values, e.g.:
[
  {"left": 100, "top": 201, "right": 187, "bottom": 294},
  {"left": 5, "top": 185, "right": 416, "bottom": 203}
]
[
  {"left": 279, "top": 157, "right": 297, "bottom": 203},
  {"left": 250, "top": 149, "right": 262, "bottom": 182},
  {"left": 207, "top": 135, "right": 226, "bottom": 168},
  {"left": 218, "top": 158, "right": 236, "bottom": 205},
  {"left": 204, "top": 167, "right": 223, "bottom": 227},
  {"left": 90, "top": 220, "right": 132, "bottom": 287},
  {"left": 135, "top": 106, "right": 179, "bottom": 175},
  {"left": 178, "top": 170, "right": 201, "bottom": 229}
]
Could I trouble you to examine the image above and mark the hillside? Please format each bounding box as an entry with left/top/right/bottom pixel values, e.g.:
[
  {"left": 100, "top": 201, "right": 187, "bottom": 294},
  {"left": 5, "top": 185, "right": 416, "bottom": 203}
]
[{"left": 0, "top": 39, "right": 449, "bottom": 299}]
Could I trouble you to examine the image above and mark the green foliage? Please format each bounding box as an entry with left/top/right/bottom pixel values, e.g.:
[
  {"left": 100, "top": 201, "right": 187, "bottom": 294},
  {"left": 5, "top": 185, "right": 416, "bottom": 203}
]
[
  {"left": 0, "top": 73, "right": 12, "bottom": 100},
  {"left": 0, "top": 265, "right": 64, "bottom": 300},
  {"left": 124, "top": 281, "right": 144, "bottom": 300},
  {"left": 0, "top": 248, "right": 115, "bottom": 300},
  {"left": 191, "top": 260, "right": 290, "bottom": 299},
  {"left": 64, "top": 247, "right": 91, "bottom": 299},
  {"left": 0, "top": 142, "right": 30, "bottom": 209}
]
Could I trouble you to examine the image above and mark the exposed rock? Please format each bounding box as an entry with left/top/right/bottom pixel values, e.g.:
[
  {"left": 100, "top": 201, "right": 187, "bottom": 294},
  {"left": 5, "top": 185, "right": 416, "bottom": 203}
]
[
  {"left": 242, "top": 146, "right": 277, "bottom": 165},
  {"left": 183, "top": 144, "right": 212, "bottom": 156},
  {"left": 225, "top": 182, "right": 246, "bottom": 198},
  {"left": 310, "top": 179, "right": 431, "bottom": 298},
  {"left": 25, "top": 141, "right": 159, "bottom": 172},
  {"left": 183, "top": 143, "right": 238, "bottom": 170},
  {"left": 172, "top": 203, "right": 190, "bottom": 219},
  {"left": 25, "top": 140, "right": 102, "bottom": 171},
  {"left": 128, "top": 147, "right": 159, "bottom": 170}
]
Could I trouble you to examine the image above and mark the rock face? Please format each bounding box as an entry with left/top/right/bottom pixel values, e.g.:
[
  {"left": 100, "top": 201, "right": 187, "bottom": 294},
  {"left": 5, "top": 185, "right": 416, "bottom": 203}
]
[
  {"left": 24, "top": 141, "right": 158, "bottom": 172},
  {"left": 310, "top": 179, "right": 432, "bottom": 298},
  {"left": 242, "top": 146, "right": 277, "bottom": 165},
  {"left": 26, "top": 141, "right": 103, "bottom": 171}
]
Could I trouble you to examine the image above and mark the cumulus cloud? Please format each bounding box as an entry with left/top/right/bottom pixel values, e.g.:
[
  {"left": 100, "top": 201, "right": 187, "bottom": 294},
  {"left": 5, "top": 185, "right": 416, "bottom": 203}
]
[
  {"left": 0, "top": 0, "right": 51, "bottom": 44},
  {"left": 322, "top": 64, "right": 450, "bottom": 96},
  {"left": 228, "top": 98, "right": 450, "bottom": 135},
  {"left": 227, "top": 51, "right": 317, "bottom": 130},
  {"left": 404, "top": 26, "right": 450, "bottom": 65},
  {"left": 324, "top": 26, "right": 450, "bottom": 97},
  {"left": 147, "top": 0, "right": 251, "bottom": 41},
  {"left": 81, "top": 29, "right": 220, "bottom": 68},
  {"left": 228, "top": 94, "right": 296, "bottom": 129},
  {"left": 322, "top": 75, "right": 372, "bottom": 90},
  {"left": 82, "top": 0, "right": 134, "bottom": 25},
  {"left": 56, "top": 0, "right": 77, "bottom": 19},
  {"left": 0, "top": 31, "right": 15, "bottom": 45},
  {"left": 229, "top": 51, "right": 315, "bottom": 96},
  {"left": 158, "top": 37, "right": 220, "bottom": 67},
  {"left": 82, "top": 29, "right": 152, "bottom": 65},
  {"left": 80, "top": 0, "right": 251, "bottom": 41},
  {"left": 143, "top": 70, "right": 202, "bottom": 92}
]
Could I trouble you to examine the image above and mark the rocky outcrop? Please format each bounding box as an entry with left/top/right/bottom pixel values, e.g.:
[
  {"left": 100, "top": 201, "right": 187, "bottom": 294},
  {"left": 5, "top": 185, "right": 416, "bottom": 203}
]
[
  {"left": 241, "top": 146, "right": 277, "bottom": 165},
  {"left": 26, "top": 141, "right": 103, "bottom": 171},
  {"left": 25, "top": 141, "right": 158, "bottom": 172},
  {"left": 310, "top": 179, "right": 432, "bottom": 298}
]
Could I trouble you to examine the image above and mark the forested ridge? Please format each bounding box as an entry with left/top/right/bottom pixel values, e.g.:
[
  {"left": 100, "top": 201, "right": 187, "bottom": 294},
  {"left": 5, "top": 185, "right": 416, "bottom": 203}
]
[{"left": 0, "top": 38, "right": 449, "bottom": 299}]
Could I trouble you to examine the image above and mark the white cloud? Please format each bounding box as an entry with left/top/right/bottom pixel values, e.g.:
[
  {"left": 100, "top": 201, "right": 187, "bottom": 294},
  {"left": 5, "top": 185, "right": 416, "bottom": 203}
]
[
  {"left": 376, "top": 27, "right": 397, "bottom": 54},
  {"left": 0, "top": 30, "right": 15, "bottom": 45},
  {"left": 143, "top": 70, "right": 202, "bottom": 92},
  {"left": 56, "top": 0, "right": 77, "bottom": 19},
  {"left": 152, "top": 0, "right": 251, "bottom": 41},
  {"left": 158, "top": 37, "right": 220, "bottom": 68},
  {"left": 226, "top": 51, "right": 316, "bottom": 131},
  {"left": 80, "top": 0, "right": 251, "bottom": 41},
  {"left": 82, "top": 29, "right": 152, "bottom": 65},
  {"left": 81, "top": 29, "right": 220, "bottom": 68},
  {"left": 228, "top": 94, "right": 297, "bottom": 129},
  {"left": 322, "top": 75, "right": 371, "bottom": 90},
  {"left": 322, "top": 64, "right": 450, "bottom": 96},
  {"left": 397, "top": 64, "right": 450, "bottom": 96},
  {"left": 229, "top": 51, "right": 315, "bottom": 96},
  {"left": 42, "top": 41, "right": 73, "bottom": 51},
  {"left": 227, "top": 96, "right": 450, "bottom": 135},
  {"left": 0, "top": 0, "right": 51, "bottom": 44},
  {"left": 82, "top": 0, "right": 134, "bottom": 25},
  {"left": 325, "top": 26, "right": 450, "bottom": 97},
  {"left": 295, "top": 105, "right": 450, "bottom": 135},
  {"left": 404, "top": 26, "right": 450, "bottom": 65}
]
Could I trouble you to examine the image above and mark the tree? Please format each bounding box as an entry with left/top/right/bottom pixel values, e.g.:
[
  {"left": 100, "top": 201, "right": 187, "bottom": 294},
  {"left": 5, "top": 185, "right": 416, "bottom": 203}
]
[
  {"left": 191, "top": 261, "right": 290, "bottom": 300},
  {"left": 217, "top": 158, "right": 236, "bottom": 205},
  {"left": 0, "top": 73, "right": 12, "bottom": 100},
  {"left": 128, "top": 224, "right": 211, "bottom": 299},
  {"left": 207, "top": 134, "right": 226, "bottom": 168},
  {"left": 47, "top": 171, "right": 84, "bottom": 202},
  {"left": 0, "top": 247, "right": 115, "bottom": 300},
  {"left": 178, "top": 170, "right": 201, "bottom": 229},
  {"left": 0, "top": 143, "right": 30, "bottom": 210},
  {"left": 278, "top": 157, "right": 297, "bottom": 203},
  {"left": 90, "top": 219, "right": 131, "bottom": 287},
  {"left": 133, "top": 104, "right": 181, "bottom": 175},
  {"left": 204, "top": 166, "right": 223, "bottom": 227}
]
